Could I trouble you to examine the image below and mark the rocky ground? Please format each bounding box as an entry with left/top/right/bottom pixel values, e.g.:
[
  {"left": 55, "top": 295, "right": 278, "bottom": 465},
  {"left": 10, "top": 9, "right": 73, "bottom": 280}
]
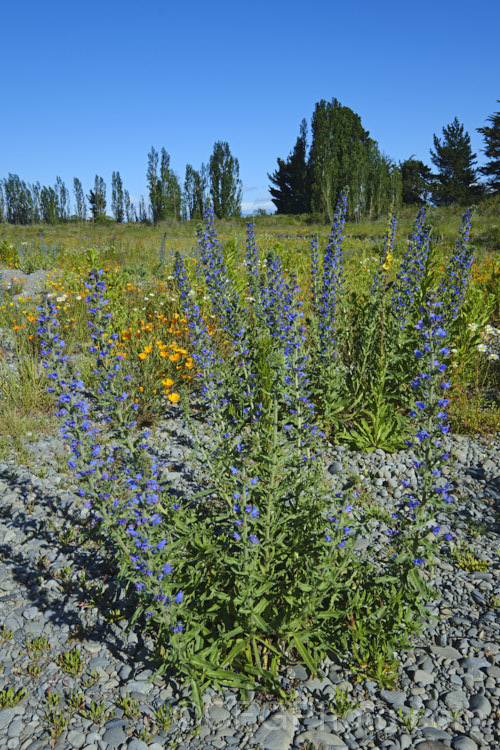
[{"left": 0, "top": 267, "right": 499, "bottom": 750}]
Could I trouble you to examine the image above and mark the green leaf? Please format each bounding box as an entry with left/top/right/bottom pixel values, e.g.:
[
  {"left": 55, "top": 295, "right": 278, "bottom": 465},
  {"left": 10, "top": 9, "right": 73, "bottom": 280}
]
[{"left": 292, "top": 635, "right": 318, "bottom": 676}]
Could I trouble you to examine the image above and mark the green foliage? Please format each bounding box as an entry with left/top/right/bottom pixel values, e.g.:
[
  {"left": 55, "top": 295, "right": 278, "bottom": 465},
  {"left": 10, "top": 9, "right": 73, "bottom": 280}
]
[
  {"left": 451, "top": 543, "right": 491, "bottom": 572},
  {"left": 209, "top": 141, "right": 243, "bottom": 218},
  {"left": 477, "top": 100, "right": 500, "bottom": 194},
  {"left": 430, "top": 118, "right": 483, "bottom": 205},
  {"left": 0, "top": 686, "right": 28, "bottom": 709},
  {"left": 400, "top": 157, "right": 433, "bottom": 205},
  {"left": 147, "top": 146, "right": 182, "bottom": 222},
  {"left": 87, "top": 175, "right": 106, "bottom": 219},
  {"left": 269, "top": 119, "right": 310, "bottom": 214},
  {"left": 58, "top": 647, "right": 84, "bottom": 676}
]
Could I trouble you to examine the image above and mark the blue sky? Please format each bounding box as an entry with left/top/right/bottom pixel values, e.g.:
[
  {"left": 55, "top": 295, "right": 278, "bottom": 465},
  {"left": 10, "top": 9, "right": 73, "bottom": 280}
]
[{"left": 1, "top": 0, "right": 499, "bottom": 216}]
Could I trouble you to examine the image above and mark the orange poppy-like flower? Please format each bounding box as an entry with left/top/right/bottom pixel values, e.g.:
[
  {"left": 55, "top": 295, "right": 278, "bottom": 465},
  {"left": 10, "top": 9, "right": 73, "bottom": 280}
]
[
  {"left": 122, "top": 330, "right": 132, "bottom": 340},
  {"left": 138, "top": 352, "right": 148, "bottom": 360},
  {"left": 12, "top": 325, "right": 19, "bottom": 331},
  {"left": 168, "top": 393, "right": 180, "bottom": 403},
  {"left": 169, "top": 353, "right": 180, "bottom": 363},
  {"left": 184, "top": 358, "right": 193, "bottom": 369},
  {"left": 144, "top": 345, "right": 153, "bottom": 354},
  {"left": 162, "top": 378, "right": 174, "bottom": 388}
]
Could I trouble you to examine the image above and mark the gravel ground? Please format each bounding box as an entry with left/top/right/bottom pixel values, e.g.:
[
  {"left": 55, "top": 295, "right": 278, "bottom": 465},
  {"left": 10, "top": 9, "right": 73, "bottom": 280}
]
[
  {"left": 0, "top": 270, "right": 499, "bottom": 749},
  {"left": 0, "top": 399, "right": 499, "bottom": 750}
]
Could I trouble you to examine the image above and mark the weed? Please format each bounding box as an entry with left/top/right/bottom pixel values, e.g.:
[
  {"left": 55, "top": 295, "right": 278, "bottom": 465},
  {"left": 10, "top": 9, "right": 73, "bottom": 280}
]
[
  {"left": 45, "top": 689, "right": 61, "bottom": 707},
  {"left": 58, "top": 527, "right": 79, "bottom": 546},
  {"left": 53, "top": 564, "right": 72, "bottom": 585},
  {"left": 43, "top": 707, "right": 71, "bottom": 744},
  {"left": 25, "top": 635, "right": 50, "bottom": 654},
  {"left": 82, "top": 668, "right": 100, "bottom": 688},
  {"left": 153, "top": 701, "right": 176, "bottom": 730},
  {"left": 118, "top": 692, "right": 141, "bottom": 719},
  {"left": 329, "top": 685, "right": 358, "bottom": 718},
  {"left": 0, "top": 625, "right": 13, "bottom": 642},
  {"left": 0, "top": 686, "right": 28, "bottom": 709},
  {"left": 67, "top": 689, "right": 86, "bottom": 712},
  {"left": 58, "top": 648, "right": 84, "bottom": 676},
  {"left": 451, "top": 543, "right": 491, "bottom": 572},
  {"left": 81, "top": 699, "right": 110, "bottom": 723},
  {"left": 398, "top": 705, "right": 424, "bottom": 731}
]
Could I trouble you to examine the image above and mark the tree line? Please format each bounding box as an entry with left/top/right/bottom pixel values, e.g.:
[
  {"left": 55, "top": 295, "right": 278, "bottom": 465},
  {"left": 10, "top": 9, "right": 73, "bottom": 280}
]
[
  {"left": 0, "top": 99, "right": 498, "bottom": 225},
  {"left": 0, "top": 140, "right": 242, "bottom": 225},
  {"left": 269, "top": 99, "right": 500, "bottom": 219}
]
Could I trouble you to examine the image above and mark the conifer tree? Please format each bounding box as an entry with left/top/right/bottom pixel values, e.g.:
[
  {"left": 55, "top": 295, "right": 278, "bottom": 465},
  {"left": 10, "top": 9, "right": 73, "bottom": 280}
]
[
  {"left": 268, "top": 119, "right": 309, "bottom": 214},
  {"left": 477, "top": 101, "right": 500, "bottom": 194},
  {"left": 430, "top": 118, "right": 482, "bottom": 205}
]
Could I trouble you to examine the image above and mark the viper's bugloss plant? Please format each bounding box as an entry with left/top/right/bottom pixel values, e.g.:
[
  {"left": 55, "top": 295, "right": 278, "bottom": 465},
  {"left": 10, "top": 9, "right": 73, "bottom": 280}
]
[{"left": 388, "top": 295, "right": 454, "bottom": 596}]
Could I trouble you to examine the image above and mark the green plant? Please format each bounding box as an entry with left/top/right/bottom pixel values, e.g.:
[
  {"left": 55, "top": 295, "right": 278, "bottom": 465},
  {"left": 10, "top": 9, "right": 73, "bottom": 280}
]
[
  {"left": 43, "top": 706, "right": 71, "bottom": 744},
  {"left": 58, "top": 648, "right": 84, "bottom": 676},
  {"left": 452, "top": 543, "right": 491, "bottom": 572},
  {"left": 153, "top": 701, "right": 176, "bottom": 730},
  {"left": 67, "top": 689, "right": 86, "bottom": 712},
  {"left": 25, "top": 635, "right": 51, "bottom": 654},
  {"left": 117, "top": 693, "right": 140, "bottom": 719},
  {"left": 53, "top": 565, "right": 72, "bottom": 585},
  {"left": 329, "top": 685, "right": 358, "bottom": 718},
  {"left": 0, "top": 686, "right": 28, "bottom": 709},
  {"left": 82, "top": 668, "right": 100, "bottom": 688},
  {"left": 0, "top": 625, "right": 13, "bottom": 642},
  {"left": 81, "top": 699, "right": 110, "bottom": 723},
  {"left": 45, "top": 690, "right": 61, "bottom": 707},
  {"left": 398, "top": 705, "right": 424, "bottom": 731}
]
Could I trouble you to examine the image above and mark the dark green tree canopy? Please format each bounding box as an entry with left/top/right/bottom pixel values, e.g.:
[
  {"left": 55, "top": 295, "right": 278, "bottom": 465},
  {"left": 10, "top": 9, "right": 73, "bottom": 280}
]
[
  {"left": 268, "top": 119, "right": 309, "bottom": 214},
  {"left": 87, "top": 175, "right": 106, "bottom": 219},
  {"left": 477, "top": 101, "right": 500, "bottom": 194},
  {"left": 147, "top": 147, "right": 181, "bottom": 222},
  {"left": 209, "top": 141, "right": 242, "bottom": 219},
  {"left": 269, "top": 99, "right": 400, "bottom": 221},
  {"left": 111, "top": 171, "right": 124, "bottom": 223},
  {"left": 430, "top": 117, "right": 483, "bottom": 205},
  {"left": 399, "top": 157, "right": 433, "bottom": 205}
]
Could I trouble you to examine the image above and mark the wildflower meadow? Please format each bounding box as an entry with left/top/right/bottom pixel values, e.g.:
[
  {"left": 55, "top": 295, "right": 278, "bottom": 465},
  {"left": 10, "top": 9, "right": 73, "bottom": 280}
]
[{"left": 0, "top": 199, "right": 499, "bottom": 719}]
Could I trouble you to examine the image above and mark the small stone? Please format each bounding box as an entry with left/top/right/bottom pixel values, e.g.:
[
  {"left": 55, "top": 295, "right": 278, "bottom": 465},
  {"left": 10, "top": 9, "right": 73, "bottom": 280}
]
[
  {"left": 468, "top": 693, "right": 492, "bottom": 718},
  {"left": 451, "top": 737, "right": 478, "bottom": 750},
  {"left": 102, "top": 726, "right": 127, "bottom": 748},
  {"left": 413, "top": 669, "right": 434, "bottom": 685},
  {"left": 294, "top": 730, "right": 347, "bottom": 749},
  {"left": 380, "top": 689, "right": 407, "bottom": 708},
  {"left": 66, "top": 730, "right": 86, "bottom": 749},
  {"left": 443, "top": 690, "right": 468, "bottom": 711},
  {"left": 127, "top": 741, "right": 149, "bottom": 750},
  {"left": 252, "top": 710, "right": 297, "bottom": 750},
  {"left": 208, "top": 704, "right": 231, "bottom": 723}
]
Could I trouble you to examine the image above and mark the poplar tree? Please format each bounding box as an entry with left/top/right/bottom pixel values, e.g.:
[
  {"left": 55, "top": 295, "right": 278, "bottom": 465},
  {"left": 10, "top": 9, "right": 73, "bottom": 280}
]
[
  {"left": 73, "top": 177, "right": 86, "bottom": 220},
  {"left": 209, "top": 141, "right": 242, "bottom": 218},
  {"left": 87, "top": 175, "right": 106, "bottom": 219},
  {"left": 111, "top": 171, "right": 124, "bottom": 222}
]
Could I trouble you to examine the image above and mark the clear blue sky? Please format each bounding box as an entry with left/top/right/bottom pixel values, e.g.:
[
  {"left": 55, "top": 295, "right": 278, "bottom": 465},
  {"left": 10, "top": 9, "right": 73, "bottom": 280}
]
[{"left": 1, "top": 0, "right": 498, "bottom": 216}]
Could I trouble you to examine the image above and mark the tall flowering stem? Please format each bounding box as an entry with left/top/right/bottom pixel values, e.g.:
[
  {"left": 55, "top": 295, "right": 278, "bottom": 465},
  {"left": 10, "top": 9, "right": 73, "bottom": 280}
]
[
  {"left": 391, "top": 207, "right": 432, "bottom": 330},
  {"left": 390, "top": 296, "right": 454, "bottom": 591},
  {"left": 438, "top": 208, "right": 473, "bottom": 326},
  {"left": 317, "top": 191, "right": 347, "bottom": 358}
]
